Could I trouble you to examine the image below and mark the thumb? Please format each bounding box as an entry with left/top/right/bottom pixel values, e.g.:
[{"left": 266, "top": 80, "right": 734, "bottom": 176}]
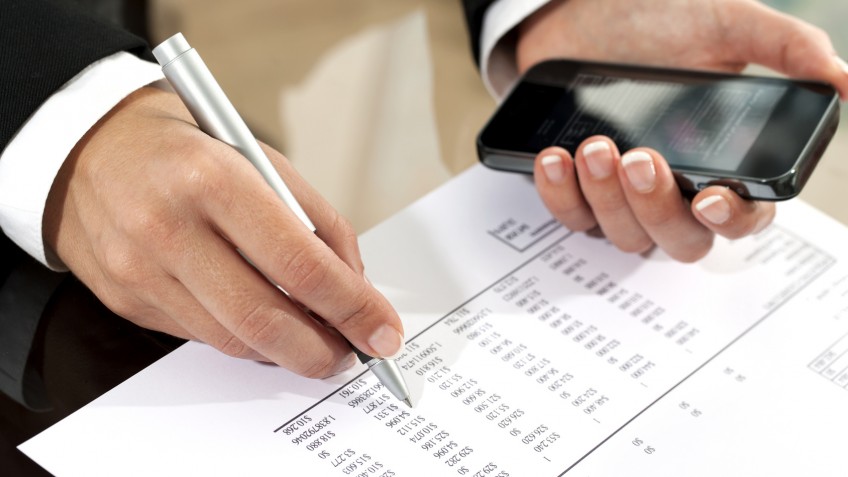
[{"left": 725, "top": 1, "right": 848, "bottom": 99}]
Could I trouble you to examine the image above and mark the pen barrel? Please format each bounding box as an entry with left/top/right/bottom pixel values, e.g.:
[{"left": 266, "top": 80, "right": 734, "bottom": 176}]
[{"left": 153, "top": 34, "right": 315, "bottom": 232}]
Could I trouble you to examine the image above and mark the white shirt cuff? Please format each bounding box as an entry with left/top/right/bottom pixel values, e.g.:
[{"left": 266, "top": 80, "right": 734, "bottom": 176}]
[
  {"left": 0, "top": 52, "right": 164, "bottom": 270},
  {"left": 480, "top": 0, "right": 551, "bottom": 99}
]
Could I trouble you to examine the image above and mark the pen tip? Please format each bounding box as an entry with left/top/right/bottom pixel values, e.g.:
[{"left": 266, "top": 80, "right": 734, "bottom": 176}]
[{"left": 403, "top": 397, "right": 414, "bottom": 408}]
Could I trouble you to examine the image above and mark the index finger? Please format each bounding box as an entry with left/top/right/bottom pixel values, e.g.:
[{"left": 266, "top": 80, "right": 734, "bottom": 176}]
[
  {"left": 204, "top": 144, "right": 404, "bottom": 360},
  {"left": 618, "top": 148, "right": 715, "bottom": 262},
  {"left": 260, "top": 143, "right": 366, "bottom": 276}
]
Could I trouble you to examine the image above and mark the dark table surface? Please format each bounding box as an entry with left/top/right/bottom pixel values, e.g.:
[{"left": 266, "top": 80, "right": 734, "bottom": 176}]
[{"left": 0, "top": 276, "right": 184, "bottom": 476}]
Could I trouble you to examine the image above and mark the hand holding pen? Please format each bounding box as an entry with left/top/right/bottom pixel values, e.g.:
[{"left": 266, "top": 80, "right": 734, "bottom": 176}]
[
  {"left": 153, "top": 33, "right": 411, "bottom": 404},
  {"left": 43, "top": 34, "right": 409, "bottom": 399}
]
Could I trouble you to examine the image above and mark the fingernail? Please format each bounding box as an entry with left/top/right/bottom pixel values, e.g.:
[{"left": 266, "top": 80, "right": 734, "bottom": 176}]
[
  {"left": 836, "top": 56, "right": 848, "bottom": 75},
  {"left": 622, "top": 151, "right": 656, "bottom": 192},
  {"left": 695, "top": 195, "right": 731, "bottom": 225},
  {"left": 583, "top": 141, "right": 614, "bottom": 179},
  {"left": 368, "top": 324, "right": 404, "bottom": 359},
  {"left": 541, "top": 155, "right": 566, "bottom": 185}
]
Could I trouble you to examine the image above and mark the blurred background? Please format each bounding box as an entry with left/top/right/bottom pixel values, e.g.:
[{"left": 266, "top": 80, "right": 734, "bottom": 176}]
[{"left": 145, "top": 0, "right": 848, "bottom": 231}]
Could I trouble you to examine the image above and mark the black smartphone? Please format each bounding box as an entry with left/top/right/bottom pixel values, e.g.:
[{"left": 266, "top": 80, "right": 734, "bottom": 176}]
[{"left": 477, "top": 59, "right": 840, "bottom": 200}]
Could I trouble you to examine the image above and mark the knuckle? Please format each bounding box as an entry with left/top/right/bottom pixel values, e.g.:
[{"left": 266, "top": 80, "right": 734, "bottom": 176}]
[
  {"left": 670, "top": 245, "right": 712, "bottom": 264},
  {"left": 216, "top": 334, "right": 254, "bottom": 359},
  {"left": 586, "top": 193, "right": 625, "bottom": 218},
  {"left": 804, "top": 24, "right": 830, "bottom": 44},
  {"left": 615, "top": 236, "right": 654, "bottom": 255},
  {"left": 753, "top": 204, "right": 777, "bottom": 234},
  {"left": 177, "top": 156, "right": 227, "bottom": 203},
  {"left": 177, "top": 161, "right": 211, "bottom": 201},
  {"left": 559, "top": 212, "right": 597, "bottom": 233},
  {"left": 565, "top": 217, "right": 598, "bottom": 233},
  {"left": 169, "top": 145, "right": 238, "bottom": 211},
  {"left": 102, "top": 296, "right": 132, "bottom": 318},
  {"left": 331, "top": 213, "right": 358, "bottom": 245},
  {"left": 295, "top": 351, "right": 340, "bottom": 379},
  {"left": 100, "top": 244, "right": 144, "bottom": 287},
  {"left": 727, "top": 221, "right": 757, "bottom": 240},
  {"left": 333, "top": 288, "right": 374, "bottom": 330},
  {"left": 335, "top": 215, "right": 366, "bottom": 272},
  {"left": 668, "top": 234, "right": 714, "bottom": 263},
  {"left": 784, "top": 24, "right": 829, "bottom": 69},
  {"left": 635, "top": 203, "right": 680, "bottom": 230},
  {"left": 124, "top": 204, "right": 184, "bottom": 248},
  {"left": 99, "top": 291, "right": 141, "bottom": 321},
  {"left": 281, "top": 243, "right": 331, "bottom": 296},
  {"left": 234, "top": 303, "right": 281, "bottom": 349},
  {"left": 545, "top": 199, "right": 597, "bottom": 232}
]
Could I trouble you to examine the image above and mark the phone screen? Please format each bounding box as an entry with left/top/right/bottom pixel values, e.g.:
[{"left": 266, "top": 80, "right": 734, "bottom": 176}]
[
  {"left": 538, "top": 74, "right": 786, "bottom": 172},
  {"left": 481, "top": 61, "right": 836, "bottom": 180}
]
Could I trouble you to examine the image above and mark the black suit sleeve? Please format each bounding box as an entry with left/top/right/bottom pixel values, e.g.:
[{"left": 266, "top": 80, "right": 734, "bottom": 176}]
[
  {"left": 0, "top": 0, "right": 148, "bottom": 152},
  {"left": 0, "top": 0, "right": 149, "bottom": 409},
  {"left": 460, "top": 0, "right": 497, "bottom": 68}
]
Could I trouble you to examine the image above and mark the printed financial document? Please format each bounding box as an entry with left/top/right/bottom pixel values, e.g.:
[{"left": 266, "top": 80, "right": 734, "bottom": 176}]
[{"left": 21, "top": 165, "right": 848, "bottom": 476}]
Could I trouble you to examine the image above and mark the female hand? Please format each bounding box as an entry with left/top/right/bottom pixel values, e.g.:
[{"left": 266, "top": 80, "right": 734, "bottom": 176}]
[{"left": 516, "top": 0, "right": 848, "bottom": 261}]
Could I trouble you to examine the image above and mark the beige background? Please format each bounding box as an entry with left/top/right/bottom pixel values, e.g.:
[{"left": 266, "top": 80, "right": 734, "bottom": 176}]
[{"left": 149, "top": 0, "right": 848, "bottom": 232}]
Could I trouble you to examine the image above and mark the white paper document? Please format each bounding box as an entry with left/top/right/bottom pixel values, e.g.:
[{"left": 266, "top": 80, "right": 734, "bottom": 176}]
[{"left": 21, "top": 165, "right": 848, "bottom": 476}]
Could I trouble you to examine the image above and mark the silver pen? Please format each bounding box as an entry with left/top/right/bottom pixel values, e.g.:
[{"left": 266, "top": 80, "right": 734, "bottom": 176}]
[{"left": 152, "top": 32, "right": 412, "bottom": 408}]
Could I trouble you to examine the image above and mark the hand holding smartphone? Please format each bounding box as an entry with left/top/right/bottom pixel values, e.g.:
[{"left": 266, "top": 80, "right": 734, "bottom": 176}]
[{"left": 478, "top": 60, "right": 840, "bottom": 200}]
